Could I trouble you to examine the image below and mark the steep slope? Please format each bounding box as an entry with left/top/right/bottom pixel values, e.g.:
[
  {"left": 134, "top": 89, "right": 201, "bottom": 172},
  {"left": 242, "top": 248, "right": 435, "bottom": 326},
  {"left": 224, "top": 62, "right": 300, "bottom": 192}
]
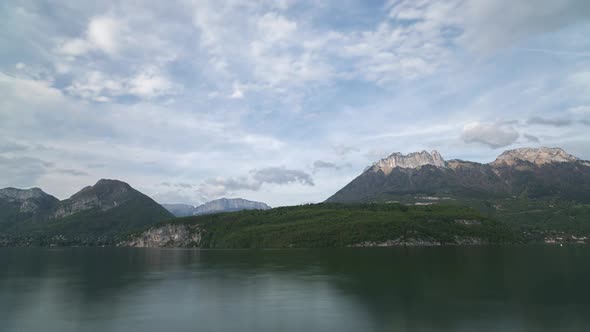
[
  {"left": 0, "top": 179, "right": 174, "bottom": 243},
  {"left": 163, "top": 198, "right": 271, "bottom": 217},
  {"left": 327, "top": 148, "right": 590, "bottom": 203}
]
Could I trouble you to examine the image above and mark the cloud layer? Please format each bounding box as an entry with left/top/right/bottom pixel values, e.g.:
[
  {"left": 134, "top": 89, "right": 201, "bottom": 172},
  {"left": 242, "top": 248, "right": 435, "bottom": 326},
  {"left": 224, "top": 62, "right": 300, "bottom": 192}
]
[
  {"left": 462, "top": 122, "right": 519, "bottom": 149},
  {"left": 196, "top": 167, "right": 314, "bottom": 202},
  {"left": 1, "top": 0, "right": 590, "bottom": 205}
]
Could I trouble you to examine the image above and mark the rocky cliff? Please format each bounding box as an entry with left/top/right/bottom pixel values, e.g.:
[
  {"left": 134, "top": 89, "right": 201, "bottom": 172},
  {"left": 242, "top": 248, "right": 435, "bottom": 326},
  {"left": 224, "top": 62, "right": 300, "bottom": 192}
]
[
  {"left": 372, "top": 150, "right": 446, "bottom": 175},
  {"left": 491, "top": 147, "right": 582, "bottom": 166},
  {"left": 120, "top": 224, "right": 203, "bottom": 247}
]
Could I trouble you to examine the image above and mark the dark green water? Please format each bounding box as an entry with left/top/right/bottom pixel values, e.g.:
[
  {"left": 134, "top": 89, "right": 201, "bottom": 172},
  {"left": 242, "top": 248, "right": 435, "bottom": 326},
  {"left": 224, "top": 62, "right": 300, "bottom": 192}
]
[{"left": 1, "top": 247, "right": 589, "bottom": 332}]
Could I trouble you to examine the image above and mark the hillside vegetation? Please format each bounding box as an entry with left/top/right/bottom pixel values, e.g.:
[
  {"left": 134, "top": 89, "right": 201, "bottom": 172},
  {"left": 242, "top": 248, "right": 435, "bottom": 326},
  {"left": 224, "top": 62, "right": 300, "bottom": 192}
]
[{"left": 131, "top": 203, "right": 518, "bottom": 248}]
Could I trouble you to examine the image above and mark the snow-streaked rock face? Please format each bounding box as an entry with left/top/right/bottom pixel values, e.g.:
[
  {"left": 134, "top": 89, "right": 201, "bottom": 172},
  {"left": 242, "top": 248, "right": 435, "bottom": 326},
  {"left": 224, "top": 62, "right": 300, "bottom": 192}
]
[
  {"left": 491, "top": 147, "right": 580, "bottom": 166},
  {"left": 119, "top": 224, "right": 203, "bottom": 248},
  {"left": 371, "top": 150, "right": 446, "bottom": 174}
]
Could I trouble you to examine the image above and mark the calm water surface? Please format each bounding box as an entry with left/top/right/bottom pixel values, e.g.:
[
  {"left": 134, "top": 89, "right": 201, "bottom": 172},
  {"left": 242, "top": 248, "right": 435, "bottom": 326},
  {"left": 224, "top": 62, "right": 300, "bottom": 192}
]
[{"left": 1, "top": 246, "right": 589, "bottom": 332}]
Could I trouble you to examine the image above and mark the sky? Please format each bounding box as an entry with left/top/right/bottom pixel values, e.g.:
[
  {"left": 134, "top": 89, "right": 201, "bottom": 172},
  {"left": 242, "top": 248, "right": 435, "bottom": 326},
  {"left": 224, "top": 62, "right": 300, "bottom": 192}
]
[{"left": 1, "top": 0, "right": 590, "bottom": 207}]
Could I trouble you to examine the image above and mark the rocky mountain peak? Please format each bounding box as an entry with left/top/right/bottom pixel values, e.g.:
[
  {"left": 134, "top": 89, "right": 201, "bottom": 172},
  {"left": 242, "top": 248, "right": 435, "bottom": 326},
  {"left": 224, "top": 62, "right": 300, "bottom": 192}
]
[
  {"left": 71, "top": 179, "right": 131, "bottom": 198},
  {"left": 0, "top": 187, "right": 59, "bottom": 213},
  {"left": 55, "top": 179, "right": 137, "bottom": 218},
  {"left": 94, "top": 179, "right": 132, "bottom": 191},
  {"left": 371, "top": 150, "right": 446, "bottom": 174},
  {"left": 491, "top": 147, "right": 580, "bottom": 166}
]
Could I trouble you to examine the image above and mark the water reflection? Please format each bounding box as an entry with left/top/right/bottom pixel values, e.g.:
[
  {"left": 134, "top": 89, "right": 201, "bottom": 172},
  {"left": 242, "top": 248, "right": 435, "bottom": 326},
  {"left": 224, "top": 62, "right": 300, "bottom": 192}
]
[{"left": 1, "top": 247, "right": 589, "bottom": 332}]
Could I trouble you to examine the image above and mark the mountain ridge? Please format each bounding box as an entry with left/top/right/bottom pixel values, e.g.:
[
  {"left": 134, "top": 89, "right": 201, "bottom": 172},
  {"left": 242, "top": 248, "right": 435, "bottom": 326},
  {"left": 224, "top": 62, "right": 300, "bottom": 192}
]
[
  {"left": 327, "top": 147, "right": 590, "bottom": 204},
  {"left": 0, "top": 179, "right": 173, "bottom": 242},
  {"left": 491, "top": 147, "right": 586, "bottom": 166}
]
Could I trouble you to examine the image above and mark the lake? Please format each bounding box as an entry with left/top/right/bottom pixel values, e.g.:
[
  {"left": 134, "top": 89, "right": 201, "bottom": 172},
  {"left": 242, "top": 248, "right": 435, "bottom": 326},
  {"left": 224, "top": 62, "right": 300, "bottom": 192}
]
[{"left": 1, "top": 247, "right": 589, "bottom": 332}]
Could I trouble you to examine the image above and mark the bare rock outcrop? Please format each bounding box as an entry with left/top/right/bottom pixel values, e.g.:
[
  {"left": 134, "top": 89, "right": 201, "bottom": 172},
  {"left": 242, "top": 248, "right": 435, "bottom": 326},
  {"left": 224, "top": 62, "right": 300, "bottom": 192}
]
[
  {"left": 491, "top": 147, "right": 580, "bottom": 166},
  {"left": 371, "top": 150, "right": 446, "bottom": 174},
  {"left": 119, "top": 224, "right": 203, "bottom": 248}
]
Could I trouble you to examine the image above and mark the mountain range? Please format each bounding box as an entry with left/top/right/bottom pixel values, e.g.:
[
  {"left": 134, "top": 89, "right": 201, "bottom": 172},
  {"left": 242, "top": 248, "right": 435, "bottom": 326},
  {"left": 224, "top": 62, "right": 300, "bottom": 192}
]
[
  {"left": 327, "top": 147, "right": 590, "bottom": 204},
  {"left": 163, "top": 198, "right": 271, "bottom": 217},
  {"left": 0, "top": 179, "right": 173, "bottom": 244},
  {"left": 1, "top": 147, "right": 589, "bottom": 247}
]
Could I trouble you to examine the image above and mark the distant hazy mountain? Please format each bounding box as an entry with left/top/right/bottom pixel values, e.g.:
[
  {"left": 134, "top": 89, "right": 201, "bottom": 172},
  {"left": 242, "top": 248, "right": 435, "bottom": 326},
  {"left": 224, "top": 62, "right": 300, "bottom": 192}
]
[
  {"left": 194, "top": 198, "right": 271, "bottom": 215},
  {"left": 327, "top": 147, "right": 590, "bottom": 203},
  {"left": 163, "top": 198, "right": 271, "bottom": 217},
  {"left": 0, "top": 179, "right": 173, "bottom": 242},
  {"left": 161, "top": 204, "right": 196, "bottom": 217}
]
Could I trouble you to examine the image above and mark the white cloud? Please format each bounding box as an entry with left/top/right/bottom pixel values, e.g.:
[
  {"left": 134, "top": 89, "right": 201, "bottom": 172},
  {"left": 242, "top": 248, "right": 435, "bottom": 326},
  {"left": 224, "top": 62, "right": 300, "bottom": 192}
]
[
  {"left": 65, "top": 68, "right": 180, "bottom": 101},
  {"left": 229, "top": 81, "right": 244, "bottom": 99},
  {"left": 56, "top": 16, "right": 123, "bottom": 57},
  {"left": 198, "top": 176, "right": 261, "bottom": 200},
  {"left": 333, "top": 144, "right": 359, "bottom": 156},
  {"left": 459, "top": 0, "right": 590, "bottom": 53},
  {"left": 0, "top": 156, "right": 52, "bottom": 188},
  {"left": 127, "top": 68, "right": 179, "bottom": 98},
  {"left": 256, "top": 12, "right": 297, "bottom": 43},
  {"left": 251, "top": 167, "right": 314, "bottom": 186},
  {"left": 197, "top": 167, "right": 314, "bottom": 201},
  {"left": 341, "top": 1, "right": 461, "bottom": 83},
  {"left": 462, "top": 122, "right": 520, "bottom": 149},
  {"left": 569, "top": 105, "right": 590, "bottom": 114},
  {"left": 58, "top": 38, "right": 93, "bottom": 56},
  {"left": 87, "top": 16, "right": 122, "bottom": 55},
  {"left": 0, "top": 72, "right": 62, "bottom": 103},
  {"left": 2, "top": 0, "right": 590, "bottom": 206},
  {"left": 248, "top": 14, "right": 333, "bottom": 87},
  {"left": 53, "top": 10, "right": 184, "bottom": 101}
]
